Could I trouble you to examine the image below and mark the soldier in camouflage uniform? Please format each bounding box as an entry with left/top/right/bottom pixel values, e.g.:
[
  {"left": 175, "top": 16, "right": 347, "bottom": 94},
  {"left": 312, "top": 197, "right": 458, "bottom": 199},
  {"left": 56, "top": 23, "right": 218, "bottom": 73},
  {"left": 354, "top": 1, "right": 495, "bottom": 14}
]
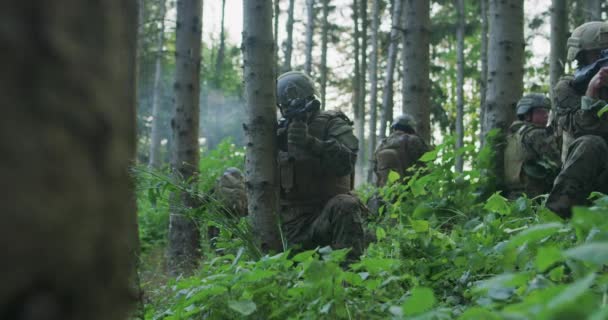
[
  {"left": 276, "top": 71, "right": 366, "bottom": 260},
  {"left": 372, "top": 114, "right": 429, "bottom": 187},
  {"left": 208, "top": 167, "right": 248, "bottom": 245},
  {"left": 504, "top": 94, "right": 561, "bottom": 199},
  {"left": 547, "top": 21, "right": 608, "bottom": 217}
]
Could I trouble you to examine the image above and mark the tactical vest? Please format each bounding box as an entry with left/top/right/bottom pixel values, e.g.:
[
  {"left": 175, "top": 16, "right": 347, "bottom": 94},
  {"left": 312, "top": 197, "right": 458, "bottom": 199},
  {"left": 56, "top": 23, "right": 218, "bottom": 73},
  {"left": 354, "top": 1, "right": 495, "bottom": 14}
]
[
  {"left": 553, "top": 75, "right": 580, "bottom": 162},
  {"left": 278, "top": 111, "right": 353, "bottom": 205},
  {"left": 374, "top": 132, "right": 424, "bottom": 186},
  {"left": 504, "top": 122, "right": 536, "bottom": 190}
]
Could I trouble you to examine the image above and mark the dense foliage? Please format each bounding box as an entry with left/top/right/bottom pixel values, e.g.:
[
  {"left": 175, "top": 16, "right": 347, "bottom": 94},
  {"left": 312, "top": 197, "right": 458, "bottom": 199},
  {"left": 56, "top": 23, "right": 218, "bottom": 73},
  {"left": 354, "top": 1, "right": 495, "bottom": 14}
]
[{"left": 137, "top": 137, "right": 608, "bottom": 319}]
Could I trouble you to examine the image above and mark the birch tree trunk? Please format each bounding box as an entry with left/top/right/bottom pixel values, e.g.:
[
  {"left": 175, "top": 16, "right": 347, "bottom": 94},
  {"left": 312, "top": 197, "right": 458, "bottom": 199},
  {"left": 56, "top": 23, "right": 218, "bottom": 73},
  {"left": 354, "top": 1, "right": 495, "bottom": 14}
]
[
  {"left": 242, "top": 0, "right": 282, "bottom": 252},
  {"left": 215, "top": 0, "right": 227, "bottom": 88},
  {"left": 479, "top": 0, "right": 488, "bottom": 144},
  {"left": 149, "top": 0, "right": 167, "bottom": 168},
  {"left": 305, "top": 0, "right": 315, "bottom": 75},
  {"left": 584, "top": 0, "right": 602, "bottom": 21},
  {"left": 483, "top": 0, "right": 524, "bottom": 186},
  {"left": 380, "top": 0, "right": 403, "bottom": 140},
  {"left": 550, "top": 0, "right": 567, "bottom": 92},
  {"left": 0, "top": 1, "right": 137, "bottom": 319},
  {"left": 282, "top": 0, "right": 296, "bottom": 73},
  {"left": 367, "top": 0, "right": 380, "bottom": 182},
  {"left": 320, "top": 0, "right": 331, "bottom": 110},
  {"left": 168, "top": 0, "right": 203, "bottom": 275},
  {"left": 455, "top": 0, "right": 465, "bottom": 172},
  {"left": 402, "top": 0, "right": 431, "bottom": 144}
]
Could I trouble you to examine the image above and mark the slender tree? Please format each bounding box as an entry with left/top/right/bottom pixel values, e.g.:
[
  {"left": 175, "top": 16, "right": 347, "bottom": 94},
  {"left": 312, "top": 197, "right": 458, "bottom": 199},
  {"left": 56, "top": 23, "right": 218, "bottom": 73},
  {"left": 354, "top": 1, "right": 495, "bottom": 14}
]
[
  {"left": 380, "top": 0, "right": 403, "bottom": 140},
  {"left": 282, "top": 0, "right": 296, "bottom": 73},
  {"left": 483, "top": 0, "right": 524, "bottom": 186},
  {"left": 0, "top": 1, "right": 137, "bottom": 319},
  {"left": 149, "top": 0, "right": 168, "bottom": 168},
  {"left": 367, "top": 0, "right": 380, "bottom": 182},
  {"left": 479, "top": 0, "right": 488, "bottom": 144},
  {"left": 402, "top": 0, "right": 431, "bottom": 144},
  {"left": 455, "top": 0, "right": 465, "bottom": 172},
  {"left": 359, "top": 0, "right": 368, "bottom": 181},
  {"left": 275, "top": 0, "right": 280, "bottom": 73},
  {"left": 305, "top": 0, "right": 315, "bottom": 75},
  {"left": 320, "top": 0, "right": 331, "bottom": 109},
  {"left": 215, "top": 0, "right": 227, "bottom": 88},
  {"left": 584, "top": 0, "right": 602, "bottom": 21},
  {"left": 352, "top": 0, "right": 364, "bottom": 183},
  {"left": 242, "top": 0, "right": 282, "bottom": 252},
  {"left": 167, "top": 0, "right": 203, "bottom": 275},
  {"left": 550, "top": 0, "right": 568, "bottom": 92}
]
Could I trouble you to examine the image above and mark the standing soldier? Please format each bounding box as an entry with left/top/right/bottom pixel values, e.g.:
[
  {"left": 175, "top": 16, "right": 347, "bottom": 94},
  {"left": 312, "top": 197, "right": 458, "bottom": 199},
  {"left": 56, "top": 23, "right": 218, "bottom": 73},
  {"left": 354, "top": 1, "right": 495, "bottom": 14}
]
[
  {"left": 504, "top": 93, "right": 561, "bottom": 199},
  {"left": 372, "top": 114, "right": 429, "bottom": 187},
  {"left": 548, "top": 21, "right": 608, "bottom": 217},
  {"left": 276, "top": 71, "right": 366, "bottom": 260}
]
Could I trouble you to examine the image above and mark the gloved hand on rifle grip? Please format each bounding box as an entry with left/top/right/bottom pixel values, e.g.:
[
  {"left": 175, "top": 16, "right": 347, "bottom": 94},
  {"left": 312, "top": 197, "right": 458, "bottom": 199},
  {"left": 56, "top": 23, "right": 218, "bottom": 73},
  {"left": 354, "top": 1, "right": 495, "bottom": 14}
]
[
  {"left": 287, "top": 120, "right": 311, "bottom": 147},
  {"left": 586, "top": 66, "right": 608, "bottom": 99}
]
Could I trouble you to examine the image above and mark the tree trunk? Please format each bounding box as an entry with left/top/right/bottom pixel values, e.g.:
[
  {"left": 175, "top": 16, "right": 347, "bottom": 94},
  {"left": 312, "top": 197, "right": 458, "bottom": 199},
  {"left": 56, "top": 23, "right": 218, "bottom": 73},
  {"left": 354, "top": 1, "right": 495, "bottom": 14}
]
[
  {"left": 584, "top": 0, "right": 602, "bottom": 21},
  {"left": 402, "top": 0, "right": 431, "bottom": 144},
  {"left": 320, "top": 0, "right": 331, "bottom": 110},
  {"left": 367, "top": 0, "right": 380, "bottom": 182},
  {"left": 360, "top": 0, "right": 369, "bottom": 183},
  {"left": 455, "top": 0, "right": 465, "bottom": 172},
  {"left": 305, "top": 0, "right": 315, "bottom": 75},
  {"left": 168, "top": 0, "right": 203, "bottom": 275},
  {"left": 215, "top": 0, "right": 227, "bottom": 88},
  {"left": 242, "top": 0, "right": 282, "bottom": 252},
  {"left": 380, "top": 0, "right": 403, "bottom": 140},
  {"left": 550, "top": 0, "right": 568, "bottom": 93},
  {"left": 479, "top": 0, "right": 488, "bottom": 145},
  {"left": 352, "top": 0, "right": 363, "bottom": 184},
  {"left": 274, "top": 0, "right": 280, "bottom": 74},
  {"left": 483, "top": 0, "right": 524, "bottom": 187},
  {"left": 282, "top": 0, "right": 296, "bottom": 73},
  {"left": 0, "top": 1, "right": 137, "bottom": 319},
  {"left": 149, "top": 0, "right": 167, "bottom": 168}
]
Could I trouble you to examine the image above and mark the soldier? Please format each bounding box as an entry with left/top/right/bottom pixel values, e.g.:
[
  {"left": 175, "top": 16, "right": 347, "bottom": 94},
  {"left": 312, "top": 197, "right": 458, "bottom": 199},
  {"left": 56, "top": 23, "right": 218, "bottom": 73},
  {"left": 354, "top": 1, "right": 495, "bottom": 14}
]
[
  {"left": 547, "top": 21, "right": 608, "bottom": 217},
  {"left": 372, "top": 114, "right": 429, "bottom": 187},
  {"left": 276, "top": 71, "right": 366, "bottom": 260},
  {"left": 504, "top": 94, "right": 561, "bottom": 199},
  {"left": 208, "top": 167, "right": 247, "bottom": 245}
]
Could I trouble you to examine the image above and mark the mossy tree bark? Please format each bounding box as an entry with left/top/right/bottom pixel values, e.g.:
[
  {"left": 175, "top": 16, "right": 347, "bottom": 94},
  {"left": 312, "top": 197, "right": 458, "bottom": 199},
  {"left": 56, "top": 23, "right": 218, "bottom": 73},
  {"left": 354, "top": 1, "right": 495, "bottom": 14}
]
[{"left": 0, "top": 1, "right": 138, "bottom": 319}]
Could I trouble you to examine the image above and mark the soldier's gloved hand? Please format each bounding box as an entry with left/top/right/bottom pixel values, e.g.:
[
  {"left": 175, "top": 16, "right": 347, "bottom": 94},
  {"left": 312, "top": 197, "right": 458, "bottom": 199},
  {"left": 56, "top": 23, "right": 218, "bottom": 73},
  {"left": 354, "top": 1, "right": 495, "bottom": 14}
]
[
  {"left": 287, "top": 120, "right": 311, "bottom": 147},
  {"left": 586, "top": 66, "right": 608, "bottom": 99}
]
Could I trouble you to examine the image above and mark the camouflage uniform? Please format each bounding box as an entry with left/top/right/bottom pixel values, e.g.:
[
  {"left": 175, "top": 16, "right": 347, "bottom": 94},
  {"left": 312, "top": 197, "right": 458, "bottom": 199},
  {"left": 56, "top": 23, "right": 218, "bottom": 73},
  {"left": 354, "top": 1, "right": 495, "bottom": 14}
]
[
  {"left": 208, "top": 167, "right": 248, "bottom": 244},
  {"left": 373, "top": 130, "right": 428, "bottom": 187},
  {"left": 277, "top": 71, "right": 365, "bottom": 259},
  {"left": 546, "top": 21, "right": 608, "bottom": 217}
]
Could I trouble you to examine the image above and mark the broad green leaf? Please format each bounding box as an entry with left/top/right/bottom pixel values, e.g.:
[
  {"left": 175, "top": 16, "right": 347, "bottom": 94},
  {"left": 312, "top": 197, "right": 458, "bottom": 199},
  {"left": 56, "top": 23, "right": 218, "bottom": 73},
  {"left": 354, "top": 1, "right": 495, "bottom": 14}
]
[
  {"left": 484, "top": 193, "right": 511, "bottom": 216},
  {"left": 549, "top": 266, "right": 565, "bottom": 282},
  {"left": 535, "top": 246, "right": 563, "bottom": 272},
  {"left": 589, "top": 307, "right": 608, "bottom": 320},
  {"left": 564, "top": 242, "right": 608, "bottom": 265},
  {"left": 419, "top": 149, "right": 438, "bottom": 162},
  {"left": 506, "top": 223, "right": 563, "bottom": 249},
  {"left": 458, "top": 307, "right": 501, "bottom": 320},
  {"left": 228, "top": 300, "right": 257, "bottom": 316},
  {"left": 547, "top": 273, "right": 595, "bottom": 309},
  {"left": 376, "top": 227, "right": 387, "bottom": 241},
  {"left": 388, "top": 170, "right": 401, "bottom": 183},
  {"left": 411, "top": 220, "right": 430, "bottom": 233},
  {"left": 292, "top": 249, "right": 316, "bottom": 262},
  {"left": 402, "top": 287, "right": 436, "bottom": 316}
]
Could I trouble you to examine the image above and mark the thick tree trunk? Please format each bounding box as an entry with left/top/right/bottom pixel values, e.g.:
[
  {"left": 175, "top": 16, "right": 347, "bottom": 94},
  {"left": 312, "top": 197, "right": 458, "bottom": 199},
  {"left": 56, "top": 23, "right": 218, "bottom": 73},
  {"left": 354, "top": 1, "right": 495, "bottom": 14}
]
[
  {"left": 0, "top": 1, "right": 137, "bottom": 319},
  {"left": 320, "top": 0, "right": 331, "bottom": 110},
  {"left": 168, "top": 0, "right": 203, "bottom": 275},
  {"left": 483, "top": 0, "right": 524, "bottom": 186},
  {"left": 305, "top": 0, "right": 315, "bottom": 75},
  {"left": 215, "top": 0, "right": 227, "bottom": 88},
  {"left": 455, "top": 0, "right": 465, "bottom": 172},
  {"left": 479, "top": 0, "right": 488, "bottom": 145},
  {"left": 282, "top": 0, "right": 296, "bottom": 73},
  {"left": 242, "top": 0, "right": 282, "bottom": 252},
  {"left": 149, "top": 0, "right": 167, "bottom": 168},
  {"left": 550, "top": 0, "right": 568, "bottom": 93},
  {"left": 402, "top": 0, "right": 431, "bottom": 144},
  {"left": 380, "top": 0, "right": 403, "bottom": 140},
  {"left": 584, "top": 0, "right": 602, "bottom": 21},
  {"left": 367, "top": 0, "right": 380, "bottom": 182}
]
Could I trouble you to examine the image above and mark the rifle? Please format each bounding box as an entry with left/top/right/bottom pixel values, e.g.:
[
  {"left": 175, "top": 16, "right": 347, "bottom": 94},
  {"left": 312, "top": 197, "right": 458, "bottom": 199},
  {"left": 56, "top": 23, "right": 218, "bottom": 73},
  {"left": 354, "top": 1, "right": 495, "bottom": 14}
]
[
  {"left": 277, "top": 97, "right": 321, "bottom": 153},
  {"left": 572, "top": 49, "right": 608, "bottom": 95}
]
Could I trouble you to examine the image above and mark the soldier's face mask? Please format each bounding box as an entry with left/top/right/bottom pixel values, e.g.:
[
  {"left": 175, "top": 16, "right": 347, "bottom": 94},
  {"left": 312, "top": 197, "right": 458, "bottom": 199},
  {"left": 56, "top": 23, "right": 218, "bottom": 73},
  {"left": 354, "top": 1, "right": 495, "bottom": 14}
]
[{"left": 530, "top": 108, "right": 549, "bottom": 127}]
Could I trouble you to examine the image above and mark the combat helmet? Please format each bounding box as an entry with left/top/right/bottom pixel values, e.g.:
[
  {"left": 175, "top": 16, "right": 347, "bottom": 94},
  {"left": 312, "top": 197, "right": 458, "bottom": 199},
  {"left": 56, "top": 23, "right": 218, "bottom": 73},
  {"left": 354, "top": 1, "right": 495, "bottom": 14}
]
[
  {"left": 391, "top": 114, "right": 417, "bottom": 132},
  {"left": 567, "top": 21, "right": 608, "bottom": 62},
  {"left": 277, "top": 71, "right": 318, "bottom": 108},
  {"left": 516, "top": 93, "right": 551, "bottom": 119}
]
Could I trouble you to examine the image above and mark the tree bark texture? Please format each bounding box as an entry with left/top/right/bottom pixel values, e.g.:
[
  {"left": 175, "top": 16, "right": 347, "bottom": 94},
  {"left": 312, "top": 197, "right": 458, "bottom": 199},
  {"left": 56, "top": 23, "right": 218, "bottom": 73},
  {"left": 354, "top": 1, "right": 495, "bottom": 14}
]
[
  {"left": 274, "top": 0, "right": 280, "bottom": 74},
  {"left": 584, "top": 0, "right": 602, "bottom": 21},
  {"left": 149, "top": 0, "right": 168, "bottom": 168},
  {"left": 320, "top": 0, "right": 331, "bottom": 110},
  {"left": 282, "top": 0, "right": 296, "bottom": 73},
  {"left": 550, "top": 0, "right": 568, "bottom": 94},
  {"left": 352, "top": 0, "right": 363, "bottom": 184},
  {"left": 168, "top": 0, "right": 203, "bottom": 275},
  {"left": 0, "top": 1, "right": 138, "bottom": 319},
  {"left": 479, "top": 0, "right": 488, "bottom": 145},
  {"left": 305, "top": 0, "right": 315, "bottom": 75},
  {"left": 368, "top": 0, "right": 380, "bottom": 182},
  {"left": 455, "top": 0, "right": 465, "bottom": 172},
  {"left": 242, "top": 0, "right": 282, "bottom": 252},
  {"left": 215, "top": 0, "right": 227, "bottom": 88},
  {"left": 484, "top": 0, "right": 524, "bottom": 186},
  {"left": 360, "top": 0, "right": 369, "bottom": 182},
  {"left": 402, "top": 0, "right": 431, "bottom": 144},
  {"left": 380, "top": 0, "right": 403, "bottom": 140}
]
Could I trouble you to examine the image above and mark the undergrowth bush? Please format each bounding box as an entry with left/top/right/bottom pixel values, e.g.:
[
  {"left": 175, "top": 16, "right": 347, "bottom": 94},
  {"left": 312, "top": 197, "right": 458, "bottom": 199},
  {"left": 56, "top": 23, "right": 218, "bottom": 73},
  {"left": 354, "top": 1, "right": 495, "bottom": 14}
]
[{"left": 140, "top": 134, "right": 608, "bottom": 319}]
